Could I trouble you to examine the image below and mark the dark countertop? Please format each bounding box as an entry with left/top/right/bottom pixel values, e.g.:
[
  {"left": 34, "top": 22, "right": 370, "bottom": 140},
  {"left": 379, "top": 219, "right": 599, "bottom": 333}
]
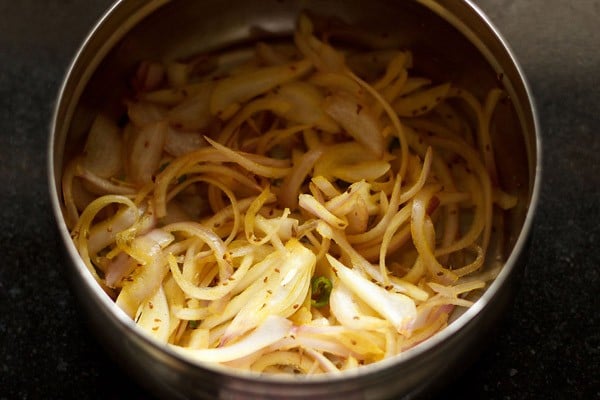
[{"left": 0, "top": 1, "right": 598, "bottom": 399}]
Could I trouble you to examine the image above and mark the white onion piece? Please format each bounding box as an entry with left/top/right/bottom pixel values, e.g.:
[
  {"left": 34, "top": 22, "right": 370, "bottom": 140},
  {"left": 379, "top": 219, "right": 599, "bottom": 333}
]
[
  {"left": 299, "top": 194, "right": 347, "bottom": 230},
  {"left": 254, "top": 42, "right": 295, "bottom": 66},
  {"left": 168, "top": 252, "right": 253, "bottom": 301},
  {"left": 323, "top": 91, "right": 384, "bottom": 158},
  {"left": 132, "top": 61, "right": 164, "bottom": 92},
  {"left": 313, "top": 141, "right": 381, "bottom": 182},
  {"left": 78, "top": 167, "right": 136, "bottom": 196},
  {"left": 326, "top": 254, "right": 416, "bottom": 335},
  {"left": 311, "top": 175, "right": 341, "bottom": 199},
  {"left": 316, "top": 221, "right": 382, "bottom": 281},
  {"left": 127, "top": 121, "right": 168, "bottom": 184},
  {"left": 167, "top": 81, "right": 214, "bottom": 130},
  {"left": 126, "top": 101, "right": 166, "bottom": 127},
  {"left": 329, "top": 281, "right": 389, "bottom": 330},
  {"left": 221, "top": 239, "right": 315, "bottom": 343},
  {"left": 411, "top": 299, "right": 455, "bottom": 331},
  {"left": 279, "top": 147, "right": 324, "bottom": 210},
  {"left": 277, "top": 328, "right": 352, "bottom": 358},
  {"left": 143, "top": 228, "right": 175, "bottom": 248},
  {"left": 104, "top": 252, "right": 134, "bottom": 288},
  {"left": 82, "top": 114, "right": 123, "bottom": 178},
  {"left": 204, "top": 137, "right": 291, "bottom": 179},
  {"left": 87, "top": 205, "right": 141, "bottom": 255},
  {"left": 330, "top": 160, "right": 390, "bottom": 182},
  {"left": 345, "top": 196, "right": 369, "bottom": 234},
  {"left": 309, "top": 72, "right": 364, "bottom": 99},
  {"left": 162, "top": 222, "right": 230, "bottom": 276},
  {"left": 294, "top": 14, "right": 345, "bottom": 73},
  {"left": 164, "top": 126, "right": 206, "bottom": 157},
  {"left": 270, "top": 82, "right": 338, "bottom": 132},
  {"left": 325, "top": 180, "right": 378, "bottom": 217},
  {"left": 250, "top": 350, "right": 326, "bottom": 374},
  {"left": 210, "top": 59, "right": 312, "bottom": 119},
  {"left": 116, "top": 230, "right": 174, "bottom": 317},
  {"left": 398, "top": 77, "right": 432, "bottom": 97},
  {"left": 171, "top": 315, "right": 292, "bottom": 363},
  {"left": 289, "top": 324, "right": 384, "bottom": 360},
  {"left": 254, "top": 214, "right": 299, "bottom": 244},
  {"left": 393, "top": 83, "right": 451, "bottom": 117},
  {"left": 135, "top": 284, "right": 171, "bottom": 343}
]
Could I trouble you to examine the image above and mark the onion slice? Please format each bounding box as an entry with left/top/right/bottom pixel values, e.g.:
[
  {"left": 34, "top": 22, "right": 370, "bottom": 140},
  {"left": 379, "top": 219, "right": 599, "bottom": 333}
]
[
  {"left": 326, "top": 254, "right": 416, "bottom": 336},
  {"left": 210, "top": 59, "right": 312, "bottom": 119},
  {"left": 127, "top": 121, "right": 168, "bottom": 185},
  {"left": 329, "top": 281, "right": 389, "bottom": 330},
  {"left": 82, "top": 114, "right": 123, "bottom": 178},
  {"left": 323, "top": 91, "right": 384, "bottom": 158},
  {"left": 171, "top": 315, "right": 292, "bottom": 363}
]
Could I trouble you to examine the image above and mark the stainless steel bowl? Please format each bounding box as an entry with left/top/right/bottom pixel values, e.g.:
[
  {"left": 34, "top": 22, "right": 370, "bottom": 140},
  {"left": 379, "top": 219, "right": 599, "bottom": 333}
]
[{"left": 48, "top": 1, "right": 541, "bottom": 399}]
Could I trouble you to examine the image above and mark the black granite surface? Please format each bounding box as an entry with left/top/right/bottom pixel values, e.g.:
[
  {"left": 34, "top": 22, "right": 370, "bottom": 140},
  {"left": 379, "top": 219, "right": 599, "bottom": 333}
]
[{"left": 0, "top": 1, "right": 598, "bottom": 399}]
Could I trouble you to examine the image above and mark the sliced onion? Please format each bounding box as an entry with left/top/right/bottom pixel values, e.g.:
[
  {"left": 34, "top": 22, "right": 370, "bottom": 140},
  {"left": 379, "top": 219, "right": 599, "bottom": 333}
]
[
  {"left": 279, "top": 147, "right": 324, "bottom": 210},
  {"left": 325, "top": 180, "right": 377, "bottom": 217},
  {"left": 167, "top": 252, "right": 252, "bottom": 301},
  {"left": 204, "top": 136, "right": 291, "bottom": 179},
  {"left": 253, "top": 213, "right": 298, "bottom": 245},
  {"left": 291, "top": 325, "right": 384, "bottom": 361},
  {"left": 172, "top": 315, "right": 292, "bottom": 363},
  {"left": 309, "top": 72, "right": 364, "bottom": 99},
  {"left": 162, "top": 221, "right": 231, "bottom": 278},
  {"left": 131, "top": 61, "right": 165, "bottom": 92},
  {"left": 105, "top": 251, "right": 134, "bottom": 288},
  {"left": 393, "top": 83, "right": 451, "bottom": 117},
  {"left": 270, "top": 82, "right": 338, "bottom": 132},
  {"left": 126, "top": 101, "right": 166, "bottom": 127},
  {"left": 82, "top": 114, "right": 123, "bottom": 178},
  {"left": 345, "top": 196, "right": 369, "bottom": 234},
  {"left": 299, "top": 194, "right": 347, "bottom": 230},
  {"left": 127, "top": 121, "right": 168, "bottom": 185},
  {"left": 316, "top": 221, "right": 382, "bottom": 281},
  {"left": 210, "top": 58, "right": 312, "bottom": 119},
  {"left": 116, "top": 229, "right": 173, "bottom": 317},
  {"left": 373, "top": 52, "right": 411, "bottom": 91},
  {"left": 313, "top": 141, "right": 380, "bottom": 182},
  {"left": 221, "top": 239, "right": 315, "bottom": 343},
  {"left": 493, "top": 187, "right": 518, "bottom": 210},
  {"left": 255, "top": 42, "right": 292, "bottom": 66},
  {"left": 294, "top": 14, "right": 345, "bottom": 73},
  {"left": 326, "top": 254, "right": 416, "bottom": 335},
  {"left": 311, "top": 175, "right": 341, "bottom": 199},
  {"left": 87, "top": 205, "right": 141, "bottom": 255},
  {"left": 164, "top": 126, "right": 206, "bottom": 157},
  {"left": 167, "top": 81, "right": 214, "bottom": 131},
  {"left": 330, "top": 160, "right": 390, "bottom": 182},
  {"left": 250, "top": 350, "right": 324, "bottom": 374},
  {"left": 323, "top": 91, "right": 384, "bottom": 158},
  {"left": 428, "top": 280, "right": 485, "bottom": 298},
  {"left": 329, "top": 280, "right": 389, "bottom": 330},
  {"left": 411, "top": 185, "right": 458, "bottom": 283},
  {"left": 135, "top": 284, "right": 171, "bottom": 343},
  {"left": 77, "top": 166, "right": 137, "bottom": 196},
  {"left": 347, "top": 176, "right": 403, "bottom": 245}
]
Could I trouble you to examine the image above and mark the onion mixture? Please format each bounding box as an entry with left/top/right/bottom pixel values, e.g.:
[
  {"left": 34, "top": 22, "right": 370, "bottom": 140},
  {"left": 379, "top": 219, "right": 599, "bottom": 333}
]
[{"left": 62, "top": 14, "right": 517, "bottom": 374}]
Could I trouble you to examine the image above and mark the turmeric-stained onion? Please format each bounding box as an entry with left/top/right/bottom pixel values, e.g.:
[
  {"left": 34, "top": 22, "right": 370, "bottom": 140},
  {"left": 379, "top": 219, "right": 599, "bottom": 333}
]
[{"left": 323, "top": 91, "right": 384, "bottom": 157}]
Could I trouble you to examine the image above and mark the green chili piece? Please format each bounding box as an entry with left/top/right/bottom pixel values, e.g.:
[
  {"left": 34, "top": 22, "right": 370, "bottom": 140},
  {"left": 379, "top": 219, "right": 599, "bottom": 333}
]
[{"left": 311, "top": 276, "right": 332, "bottom": 308}]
